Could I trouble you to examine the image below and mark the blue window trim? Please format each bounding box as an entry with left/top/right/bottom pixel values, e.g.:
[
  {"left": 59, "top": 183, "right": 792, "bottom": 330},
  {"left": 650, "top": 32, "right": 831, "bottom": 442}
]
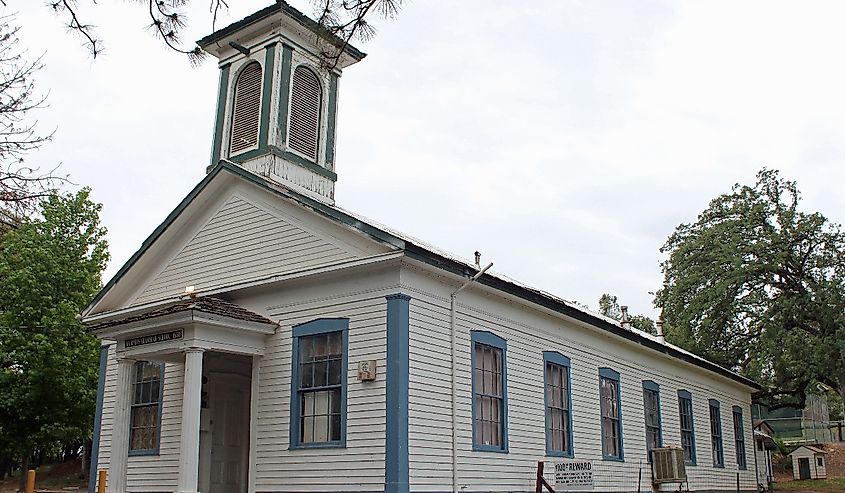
[
  {"left": 289, "top": 318, "right": 349, "bottom": 449},
  {"left": 732, "top": 405, "right": 747, "bottom": 470},
  {"left": 128, "top": 361, "right": 165, "bottom": 457},
  {"left": 709, "top": 399, "right": 724, "bottom": 468},
  {"left": 642, "top": 380, "right": 663, "bottom": 462},
  {"left": 599, "top": 367, "right": 624, "bottom": 462},
  {"left": 543, "top": 351, "right": 574, "bottom": 458},
  {"left": 678, "top": 389, "right": 697, "bottom": 465},
  {"left": 470, "top": 330, "right": 508, "bottom": 453}
]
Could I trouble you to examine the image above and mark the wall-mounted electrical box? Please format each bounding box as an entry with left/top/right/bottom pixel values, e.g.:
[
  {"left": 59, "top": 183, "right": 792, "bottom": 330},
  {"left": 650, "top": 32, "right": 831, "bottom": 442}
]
[{"left": 358, "top": 360, "right": 378, "bottom": 381}]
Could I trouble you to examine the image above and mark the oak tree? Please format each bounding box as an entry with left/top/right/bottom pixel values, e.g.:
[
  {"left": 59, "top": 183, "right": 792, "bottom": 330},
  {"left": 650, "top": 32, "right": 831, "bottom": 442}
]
[{"left": 655, "top": 169, "right": 845, "bottom": 411}]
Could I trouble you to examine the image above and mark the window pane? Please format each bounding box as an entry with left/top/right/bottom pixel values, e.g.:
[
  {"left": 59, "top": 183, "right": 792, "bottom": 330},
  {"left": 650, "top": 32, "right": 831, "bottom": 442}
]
[
  {"left": 328, "top": 359, "right": 342, "bottom": 385},
  {"left": 315, "top": 361, "right": 328, "bottom": 387},
  {"left": 315, "top": 335, "right": 328, "bottom": 359},
  {"left": 328, "top": 332, "right": 342, "bottom": 356},
  {"left": 300, "top": 362, "right": 314, "bottom": 388},
  {"left": 300, "top": 336, "right": 313, "bottom": 361},
  {"left": 330, "top": 414, "right": 341, "bottom": 441}
]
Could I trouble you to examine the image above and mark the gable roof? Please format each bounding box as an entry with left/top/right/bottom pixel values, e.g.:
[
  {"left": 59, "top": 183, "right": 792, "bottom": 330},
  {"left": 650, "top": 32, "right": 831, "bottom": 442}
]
[
  {"left": 790, "top": 445, "right": 828, "bottom": 455},
  {"left": 90, "top": 296, "right": 276, "bottom": 331},
  {"left": 196, "top": 1, "right": 366, "bottom": 62},
  {"left": 85, "top": 161, "right": 761, "bottom": 391}
]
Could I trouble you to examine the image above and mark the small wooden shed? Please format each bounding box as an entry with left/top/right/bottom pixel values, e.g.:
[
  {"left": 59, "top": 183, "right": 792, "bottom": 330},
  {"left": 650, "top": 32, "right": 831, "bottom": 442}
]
[{"left": 789, "top": 445, "right": 828, "bottom": 480}]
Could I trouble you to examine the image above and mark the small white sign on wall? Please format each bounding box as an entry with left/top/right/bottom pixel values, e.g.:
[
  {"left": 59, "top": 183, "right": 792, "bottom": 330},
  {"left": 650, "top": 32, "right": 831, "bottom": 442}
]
[{"left": 554, "top": 460, "right": 594, "bottom": 489}]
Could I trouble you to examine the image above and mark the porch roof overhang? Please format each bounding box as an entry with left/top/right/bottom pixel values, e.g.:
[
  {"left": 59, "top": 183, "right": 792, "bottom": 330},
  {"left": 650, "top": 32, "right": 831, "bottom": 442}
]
[{"left": 88, "top": 297, "right": 278, "bottom": 359}]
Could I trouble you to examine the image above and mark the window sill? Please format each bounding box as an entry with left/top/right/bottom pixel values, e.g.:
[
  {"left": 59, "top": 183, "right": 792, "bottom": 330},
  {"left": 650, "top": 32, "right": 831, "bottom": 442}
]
[
  {"left": 685, "top": 460, "right": 698, "bottom": 466},
  {"left": 602, "top": 455, "right": 624, "bottom": 462},
  {"left": 473, "top": 444, "right": 508, "bottom": 454},
  {"left": 289, "top": 441, "right": 346, "bottom": 450},
  {"left": 128, "top": 449, "right": 159, "bottom": 457},
  {"left": 545, "top": 450, "right": 574, "bottom": 458}
]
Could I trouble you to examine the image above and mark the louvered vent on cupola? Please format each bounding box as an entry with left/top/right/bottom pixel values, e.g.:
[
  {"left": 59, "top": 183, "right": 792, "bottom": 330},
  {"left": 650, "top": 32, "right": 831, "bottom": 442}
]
[
  {"left": 229, "top": 62, "right": 263, "bottom": 155},
  {"left": 289, "top": 66, "right": 322, "bottom": 160}
]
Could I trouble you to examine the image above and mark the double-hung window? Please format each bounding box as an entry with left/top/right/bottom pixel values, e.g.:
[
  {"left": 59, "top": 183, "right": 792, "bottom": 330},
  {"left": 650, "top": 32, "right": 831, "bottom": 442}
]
[
  {"left": 471, "top": 331, "right": 508, "bottom": 452},
  {"left": 543, "top": 352, "right": 572, "bottom": 456},
  {"left": 678, "top": 390, "right": 696, "bottom": 464},
  {"left": 642, "top": 380, "right": 662, "bottom": 462},
  {"left": 599, "top": 368, "right": 623, "bottom": 460},
  {"left": 290, "top": 318, "right": 348, "bottom": 448},
  {"left": 129, "top": 361, "right": 164, "bottom": 455},
  {"left": 733, "top": 405, "right": 747, "bottom": 469},
  {"left": 710, "top": 400, "right": 724, "bottom": 467}
]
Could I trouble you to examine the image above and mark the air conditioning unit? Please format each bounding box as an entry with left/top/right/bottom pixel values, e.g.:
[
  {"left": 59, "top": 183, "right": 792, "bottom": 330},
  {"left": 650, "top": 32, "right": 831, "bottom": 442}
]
[{"left": 652, "top": 446, "right": 687, "bottom": 484}]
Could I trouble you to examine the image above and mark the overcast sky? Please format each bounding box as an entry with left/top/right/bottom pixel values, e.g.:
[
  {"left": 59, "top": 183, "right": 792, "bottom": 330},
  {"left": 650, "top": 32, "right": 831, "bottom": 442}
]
[{"left": 12, "top": 1, "right": 845, "bottom": 318}]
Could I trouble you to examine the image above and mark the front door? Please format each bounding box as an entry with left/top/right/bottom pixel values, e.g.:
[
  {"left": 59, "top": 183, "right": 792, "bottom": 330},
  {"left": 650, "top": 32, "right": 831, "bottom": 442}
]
[
  {"left": 798, "top": 457, "right": 811, "bottom": 480},
  {"left": 209, "top": 373, "right": 250, "bottom": 493}
]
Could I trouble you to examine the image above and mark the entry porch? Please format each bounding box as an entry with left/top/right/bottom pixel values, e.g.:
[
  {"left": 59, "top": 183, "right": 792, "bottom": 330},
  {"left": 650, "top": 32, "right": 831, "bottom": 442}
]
[{"left": 89, "top": 297, "right": 277, "bottom": 493}]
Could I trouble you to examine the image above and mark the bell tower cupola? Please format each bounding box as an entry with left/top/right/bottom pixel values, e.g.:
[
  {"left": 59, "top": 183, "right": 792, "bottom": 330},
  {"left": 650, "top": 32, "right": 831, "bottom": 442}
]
[{"left": 198, "top": 1, "right": 366, "bottom": 204}]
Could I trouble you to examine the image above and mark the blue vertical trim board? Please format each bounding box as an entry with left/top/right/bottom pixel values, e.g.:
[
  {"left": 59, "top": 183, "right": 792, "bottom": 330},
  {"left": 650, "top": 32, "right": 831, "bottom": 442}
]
[
  {"left": 289, "top": 318, "right": 349, "bottom": 449},
  {"left": 258, "top": 44, "right": 276, "bottom": 148},
  {"left": 598, "top": 368, "right": 624, "bottom": 461},
  {"left": 470, "top": 330, "right": 508, "bottom": 453},
  {"left": 87, "top": 345, "right": 110, "bottom": 493},
  {"left": 542, "top": 351, "right": 573, "bottom": 457},
  {"left": 709, "top": 399, "right": 724, "bottom": 468},
  {"left": 325, "top": 73, "right": 339, "bottom": 166},
  {"left": 210, "top": 64, "right": 231, "bottom": 166},
  {"left": 733, "top": 405, "right": 747, "bottom": 470},
  {"left": 277, "top": 44, "right": 294, "bottom": 145},
  {"left": 678, "top": 389, "right": 697, "bottom": 465},
  {"left": 385, "top": 294, "right": 411, "bottom": 493}
]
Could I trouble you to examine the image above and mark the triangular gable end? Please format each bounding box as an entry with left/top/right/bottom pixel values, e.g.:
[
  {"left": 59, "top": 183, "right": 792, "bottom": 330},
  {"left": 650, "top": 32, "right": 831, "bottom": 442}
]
[{"left": 85, "top": 163, "right": 400, "bottom": 316}]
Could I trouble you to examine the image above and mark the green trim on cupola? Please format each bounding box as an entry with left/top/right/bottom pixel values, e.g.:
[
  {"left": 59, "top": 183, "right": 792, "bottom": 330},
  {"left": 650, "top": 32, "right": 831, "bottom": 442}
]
[
  {"left": 258, "top": 44, "right": 276, "bottom": 149},
  {"left": 325, "top": 72, "right": 339, "bottom": 166},
  {"left": 210, "top": 64, "right": 231, "bottom": 166},
  {"left": 277, "top": 44, "right": 294, "bottom": 146}
]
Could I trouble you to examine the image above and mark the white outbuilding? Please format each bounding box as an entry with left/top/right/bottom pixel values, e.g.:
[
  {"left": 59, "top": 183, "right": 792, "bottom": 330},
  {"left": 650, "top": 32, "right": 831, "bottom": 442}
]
[
  {"left": 82, "top": 3, "right": 763, "bottom": 493},
  {"left": 788, "top": 445, "right": 828, "bottom": 480}
]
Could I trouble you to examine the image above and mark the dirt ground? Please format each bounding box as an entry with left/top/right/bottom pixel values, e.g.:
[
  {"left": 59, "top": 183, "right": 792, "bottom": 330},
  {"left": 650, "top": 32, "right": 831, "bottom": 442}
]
[
  {"left": 825, "top": 442, "right": 845, "bottom": 478},
  {"left": 0, "top": 459, "right": 87, "bottom": 493}
]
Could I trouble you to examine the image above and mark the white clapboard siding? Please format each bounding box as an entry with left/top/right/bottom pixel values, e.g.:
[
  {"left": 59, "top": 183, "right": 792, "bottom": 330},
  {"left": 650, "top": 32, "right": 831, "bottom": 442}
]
[
  {"left": 133, "top": 195, "right": 356, "bottom": 305},
  {"left": 253, "top": 293, "right": 389, "bottom": 492},
  {"left": 403, "top": 266, "right": 757, "bottom": 493},
  {"left": 97, "top": 345, "right": 184, "bottom": 492}
]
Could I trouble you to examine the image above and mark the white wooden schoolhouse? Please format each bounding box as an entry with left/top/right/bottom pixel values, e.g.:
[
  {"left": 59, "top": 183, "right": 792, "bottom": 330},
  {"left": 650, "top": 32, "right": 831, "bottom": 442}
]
[{"left": 83, "top": 3, "right": 762, "bottom": 493}]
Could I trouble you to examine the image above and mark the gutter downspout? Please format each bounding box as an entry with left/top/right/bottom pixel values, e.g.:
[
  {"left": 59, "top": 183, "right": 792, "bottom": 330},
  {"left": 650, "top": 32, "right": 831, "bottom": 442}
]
[{"left": 450, "top": 262, "right": 493, "bottom": 493}]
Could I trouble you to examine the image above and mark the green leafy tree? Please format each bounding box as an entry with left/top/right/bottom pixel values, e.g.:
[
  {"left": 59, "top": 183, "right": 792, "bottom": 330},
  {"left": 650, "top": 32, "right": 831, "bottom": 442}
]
[
  {"left": 655, "top": 169, "right": 845, "bottom": 411},
  {"left": 598, "top": 293, "right": 657, "bottom": 335},
  {"left": 0, "top": 188, "right": 109, "bottom": 482}
]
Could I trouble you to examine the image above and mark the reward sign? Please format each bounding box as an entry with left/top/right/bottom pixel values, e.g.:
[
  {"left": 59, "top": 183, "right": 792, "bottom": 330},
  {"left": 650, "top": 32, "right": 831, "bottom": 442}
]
[
  {"left": 554, "top": 461, "right": 594, "bottom": 488},
  {"left": 125, "top": 329, "right": 183, "bottom": 348}
]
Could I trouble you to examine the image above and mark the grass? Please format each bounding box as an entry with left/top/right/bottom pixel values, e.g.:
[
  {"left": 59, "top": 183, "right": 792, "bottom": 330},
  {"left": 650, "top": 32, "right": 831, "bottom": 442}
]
[{"left": 775, "top": 477, "right": 845, "bottom": 492}]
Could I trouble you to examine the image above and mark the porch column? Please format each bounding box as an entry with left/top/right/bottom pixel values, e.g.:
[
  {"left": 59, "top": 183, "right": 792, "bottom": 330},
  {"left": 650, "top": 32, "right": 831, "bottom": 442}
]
[
  {"left": 108, "top": 357, "right": 135, "bottom": 493},
  {"left": 177, "top": 348, "right": 205, "bottom": 493}
]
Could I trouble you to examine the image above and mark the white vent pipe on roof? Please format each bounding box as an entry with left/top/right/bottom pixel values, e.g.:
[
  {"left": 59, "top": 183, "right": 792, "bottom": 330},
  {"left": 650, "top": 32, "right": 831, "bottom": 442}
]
[
  {"left": 620, "top": 305, "right": 631, "bottom": 329},
  {"left": 656, "top": 320, "right": 665, "bottom": 342}
]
